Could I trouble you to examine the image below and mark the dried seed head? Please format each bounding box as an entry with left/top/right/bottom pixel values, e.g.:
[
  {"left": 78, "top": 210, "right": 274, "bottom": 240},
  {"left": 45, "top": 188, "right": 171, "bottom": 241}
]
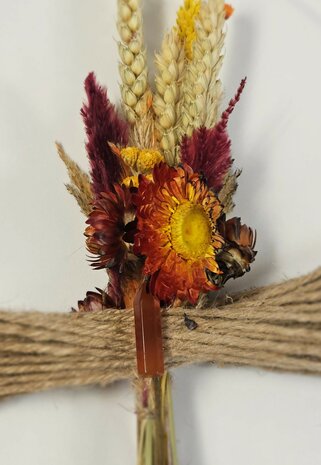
[
  {"left": 132, "top": 75, "right": 147, "bottom": 97},
  {"left": 153, "top": 94, "right": 166, "bottom": 116},
  {"left": 119, "top": 4, "right": 132, "bottom": 21},
  {"left": 119, "top": 25, "right": 132, "bottom": 43},
  {"left": 131, "top": 54, "right": 145, "bottom": 75},
  {"left": 129, "top": 38, "right": 142, "bottom": 54},
  {"left": 161, "top": 69, "right": 174, "bottom": 85},
  {"left": 135, "top": 96, "right": 149, "bottom": 117},
  {"left": 128, "top": 0, "right": 138, "bottom": 11},
  {"left": 120, "top": 66, "right": 136, "bottom": 86},
  {"left": 159, "top": 108, "right": 176, "bottom": 129},
  {"left": 122, "top": 88, "right": 138, "bottom": 107},
  {"left": 119, "top": 45, "right": 134, "bottom": 65},
  {"left": 163, "top": 86, "right": 177, "bottom": 104},
  {"left": 155, "top": 78, "right": 166, "bottom": 96},
  {"left": 128, "top": 13, "right": 140, "bottom": 32},
  {"left": 160, "top": 132, "right": 176, "bottom": 151},
  {"left": 125, "top": 107, "right": 136, "bottom": 124}
]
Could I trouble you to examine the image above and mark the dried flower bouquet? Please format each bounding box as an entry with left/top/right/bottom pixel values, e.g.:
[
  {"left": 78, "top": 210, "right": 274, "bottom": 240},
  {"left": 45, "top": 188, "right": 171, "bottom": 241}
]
[{"left": 58, "top": 1, "right": 256, "bottom": 463}]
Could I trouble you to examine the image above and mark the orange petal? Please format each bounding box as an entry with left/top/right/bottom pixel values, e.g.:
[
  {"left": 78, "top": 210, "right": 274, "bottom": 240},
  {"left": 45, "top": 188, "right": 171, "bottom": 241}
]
[{"left": 224, "top": 4, "right": 234, "bottom": 19}]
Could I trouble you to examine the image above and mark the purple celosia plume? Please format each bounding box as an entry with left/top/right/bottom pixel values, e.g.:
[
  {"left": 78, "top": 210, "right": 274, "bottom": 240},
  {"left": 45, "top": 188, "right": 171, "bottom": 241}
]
[
  {"left": 81, "top": 72, "right": 129, "bottom": 197},
  {"left": 180, "top": 78, "right": 246, "bottom": 193}
]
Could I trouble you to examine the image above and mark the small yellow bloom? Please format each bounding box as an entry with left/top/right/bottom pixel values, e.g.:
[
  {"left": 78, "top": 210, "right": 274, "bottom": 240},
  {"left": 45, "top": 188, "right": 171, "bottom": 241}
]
[
  {"left": 136, "top": 149, "right": 164, "bottom": 173},
  {"left": 176, "top": 0, "right": 201, "bottom": 60},
  {"left": 120, "top": 146, "right": 164, "bottom": 174},
  {"left": 120, "top": 147, "right": 140, "bottom": 170}
]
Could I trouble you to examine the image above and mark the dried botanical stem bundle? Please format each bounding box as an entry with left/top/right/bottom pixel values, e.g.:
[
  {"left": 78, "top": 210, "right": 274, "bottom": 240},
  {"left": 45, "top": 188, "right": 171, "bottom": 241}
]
[
  {"left": 135, "top": 374, "right": 178, "bottom": 465},
  {"left": 58, "top": 1, "right": 254, "bottom": 464}
]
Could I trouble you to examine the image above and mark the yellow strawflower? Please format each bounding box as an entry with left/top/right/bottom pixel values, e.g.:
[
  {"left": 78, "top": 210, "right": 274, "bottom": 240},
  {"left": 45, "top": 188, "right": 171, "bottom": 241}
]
[
  {"left": 120, "top": 147, "right": 164, "bottom": 174},
  {"left": 120, "top": 147, "right": 140, "bottom": 170},
  {"left": 136, "top": 149, "right": 164, "bottom": 173}
]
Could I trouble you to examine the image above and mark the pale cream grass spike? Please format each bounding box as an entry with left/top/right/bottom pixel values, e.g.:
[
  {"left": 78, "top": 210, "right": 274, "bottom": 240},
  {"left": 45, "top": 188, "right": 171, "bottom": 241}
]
[
  {"left": 117, "top": 0, "right": 150, "bottom": 125},
  {"left": 153, "top": 29, "right": 185, "bottom": 166},
  {"left": 56, "top": 142, "right": 93, "bottom": 216},
  {"left": 177, "top": 0, "right": 226, "bottom": 141}
]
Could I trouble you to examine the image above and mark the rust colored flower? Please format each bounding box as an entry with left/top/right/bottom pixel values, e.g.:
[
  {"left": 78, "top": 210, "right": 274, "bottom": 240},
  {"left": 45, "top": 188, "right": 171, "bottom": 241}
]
[
  {"left": 85, "top": 184, "right": 133, "bottom": 270},
  {"left": 134, "top": 163, "right": 224, "bottom": 304},
  {"left": 213, "top": 217, "right": 257, "bottom": 285}
]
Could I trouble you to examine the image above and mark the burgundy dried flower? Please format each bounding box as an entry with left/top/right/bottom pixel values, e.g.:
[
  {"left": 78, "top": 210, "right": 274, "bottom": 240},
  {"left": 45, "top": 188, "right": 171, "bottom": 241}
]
[
  {"left": 180, "top": 78, "right": 246, "bottom": 193},
  {"left": 85, "top": 183, "right": 133, "bottom": 271},
  {"left": 211, "top": 216, "right": 257, "bottom": 285},
  {"left": 81, "top": 72, "right": 129, "bottom": 197},
  {"left": 76, "top": 288, "right": 115, "bottom": 312}
]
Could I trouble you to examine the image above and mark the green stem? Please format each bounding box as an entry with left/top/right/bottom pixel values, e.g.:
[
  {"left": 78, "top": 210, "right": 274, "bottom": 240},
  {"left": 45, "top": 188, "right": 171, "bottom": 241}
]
[{"left": 165, "top": 374, "right": 179, "bottom": 465}]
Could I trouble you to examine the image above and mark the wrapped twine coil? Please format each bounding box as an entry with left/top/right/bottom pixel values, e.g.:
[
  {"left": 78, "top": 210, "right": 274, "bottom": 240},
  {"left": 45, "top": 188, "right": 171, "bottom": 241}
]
[{"left": 1, "top": 268, "right": 321, "bottom": 398}]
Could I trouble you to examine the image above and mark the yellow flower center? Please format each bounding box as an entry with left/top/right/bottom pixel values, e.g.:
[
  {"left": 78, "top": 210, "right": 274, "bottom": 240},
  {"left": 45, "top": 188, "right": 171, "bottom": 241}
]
[{"left": 170, "top": 202, "right": 212, "bottom": 260}]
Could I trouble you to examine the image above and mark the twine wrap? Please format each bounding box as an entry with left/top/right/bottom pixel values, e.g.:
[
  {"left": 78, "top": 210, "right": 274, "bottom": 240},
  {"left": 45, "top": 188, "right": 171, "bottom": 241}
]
[{"left": 1, "top": 268, "right": 321, "bottom": 398}]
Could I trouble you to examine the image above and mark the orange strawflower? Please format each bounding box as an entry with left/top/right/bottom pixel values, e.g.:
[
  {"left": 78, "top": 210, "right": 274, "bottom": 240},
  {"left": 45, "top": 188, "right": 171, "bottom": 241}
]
[{"left": 134, "top": 163, "right": 224, "bottom": 304}]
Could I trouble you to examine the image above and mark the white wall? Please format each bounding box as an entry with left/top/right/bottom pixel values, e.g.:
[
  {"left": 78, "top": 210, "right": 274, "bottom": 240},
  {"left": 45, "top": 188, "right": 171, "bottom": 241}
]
[{"left": 0, "top": 0, "right": 321, "bottom": 464}]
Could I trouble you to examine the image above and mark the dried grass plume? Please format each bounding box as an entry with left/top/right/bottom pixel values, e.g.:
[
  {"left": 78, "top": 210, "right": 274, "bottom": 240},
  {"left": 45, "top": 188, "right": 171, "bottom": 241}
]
[{"left": 56, "top": 142, "right": 93, "bottom": 216}]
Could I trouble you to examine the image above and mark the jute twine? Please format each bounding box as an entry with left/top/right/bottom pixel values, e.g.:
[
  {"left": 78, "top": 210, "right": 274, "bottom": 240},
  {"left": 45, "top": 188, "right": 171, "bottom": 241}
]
[{"left": 1, "top": 268, "right": 321, "bottom": 398}]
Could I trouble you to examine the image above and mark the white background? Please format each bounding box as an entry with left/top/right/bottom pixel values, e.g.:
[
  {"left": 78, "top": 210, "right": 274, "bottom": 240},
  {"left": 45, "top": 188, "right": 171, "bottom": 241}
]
[{"left": 1, "top": 0, "right": 321, "bottom": 464}]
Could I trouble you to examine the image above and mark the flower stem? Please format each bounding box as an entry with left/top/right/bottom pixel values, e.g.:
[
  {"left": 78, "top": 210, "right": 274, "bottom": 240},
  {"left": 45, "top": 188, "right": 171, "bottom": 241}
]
[{"left": 135, "top": 371, "right": 178, "bottom": 465}]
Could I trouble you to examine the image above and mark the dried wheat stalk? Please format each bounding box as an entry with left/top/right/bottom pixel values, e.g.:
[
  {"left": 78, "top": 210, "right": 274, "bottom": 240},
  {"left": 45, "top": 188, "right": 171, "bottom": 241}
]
[
  {"left": 117, "top": 0, "right": 150, "bottom": 125},
  {"left": 177, "top": 0, "right": 226, "bottom": 140},
  {"left": 153, "top": 30, "right": 185, "bottom": 165}
]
